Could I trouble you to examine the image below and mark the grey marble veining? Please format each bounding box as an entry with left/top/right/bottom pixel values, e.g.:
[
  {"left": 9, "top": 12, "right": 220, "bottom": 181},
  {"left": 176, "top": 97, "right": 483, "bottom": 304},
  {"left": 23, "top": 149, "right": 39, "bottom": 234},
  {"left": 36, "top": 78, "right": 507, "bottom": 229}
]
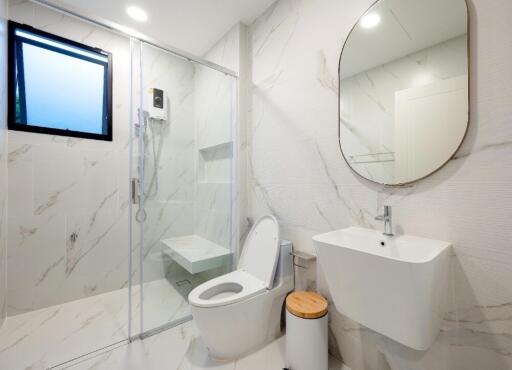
[
  {"left": 60, "top": 322, "right": 348, "bottom": 370},
  {"left": 132, "top": 24, "right": 240, "bottom": 330},
  {"left": 193, "top": 26, "right": 239, "bottom": 252},
  {"left": 0, "top": 4, "right": 242, "bottom": 367},
  {"left": 0, "top": 279, "right": 187, "bottom": 370},
  {"left": 247, "top": 0, "right": 512, "bottom": 369},
  {"left": 6, "top": 1, "right": 133, "bottom": 314}
]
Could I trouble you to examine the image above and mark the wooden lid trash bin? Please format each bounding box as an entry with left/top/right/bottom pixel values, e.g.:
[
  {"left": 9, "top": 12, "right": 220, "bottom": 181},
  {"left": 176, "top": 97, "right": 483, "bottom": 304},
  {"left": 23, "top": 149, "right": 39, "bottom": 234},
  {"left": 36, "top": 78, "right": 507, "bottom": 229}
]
[
  {"left": 286, "top": 291, "right": 328, "bottom": 319},
  {"left": 285, "top": 291, "right": 329, "bottom": 370}
]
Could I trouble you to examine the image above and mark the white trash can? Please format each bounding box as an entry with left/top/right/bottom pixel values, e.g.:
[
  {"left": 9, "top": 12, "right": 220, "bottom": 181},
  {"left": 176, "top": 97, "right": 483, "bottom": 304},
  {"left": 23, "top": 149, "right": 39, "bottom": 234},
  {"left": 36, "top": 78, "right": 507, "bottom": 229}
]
[{"left": 285, "top": 291, "right": 328, "bottom": 370}]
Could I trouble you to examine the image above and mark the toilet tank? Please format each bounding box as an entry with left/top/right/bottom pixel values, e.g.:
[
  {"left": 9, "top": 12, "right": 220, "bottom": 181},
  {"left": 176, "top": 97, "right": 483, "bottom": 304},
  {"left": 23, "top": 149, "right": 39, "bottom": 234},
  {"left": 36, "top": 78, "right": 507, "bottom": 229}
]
[{"left": 273, "top": 240, "right": 293, "bottom": 288}]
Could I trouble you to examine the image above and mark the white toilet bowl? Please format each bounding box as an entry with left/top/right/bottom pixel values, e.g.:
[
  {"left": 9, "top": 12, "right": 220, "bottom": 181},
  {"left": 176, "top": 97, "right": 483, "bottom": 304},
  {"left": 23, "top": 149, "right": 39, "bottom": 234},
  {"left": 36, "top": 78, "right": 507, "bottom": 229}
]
[{"left": 189, "top": 216, "right": 294, "bottom": 360}]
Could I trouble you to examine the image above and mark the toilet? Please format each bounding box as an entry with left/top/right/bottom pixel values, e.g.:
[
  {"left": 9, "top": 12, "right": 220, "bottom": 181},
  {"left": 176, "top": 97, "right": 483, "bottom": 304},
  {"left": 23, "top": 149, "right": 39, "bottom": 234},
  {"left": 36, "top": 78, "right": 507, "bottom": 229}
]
[{"left": 188, "top": 215, "right": 294, "bottom": 360}]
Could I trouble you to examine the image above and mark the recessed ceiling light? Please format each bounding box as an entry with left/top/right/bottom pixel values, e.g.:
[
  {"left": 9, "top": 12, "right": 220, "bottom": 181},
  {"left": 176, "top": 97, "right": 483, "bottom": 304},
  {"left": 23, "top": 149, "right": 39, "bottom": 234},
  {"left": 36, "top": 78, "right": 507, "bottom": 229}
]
[
  {"left": 126, "top": 6, "right": 148, "bottom": 22},
  {"left": 360, "top": 12, "right": 381, "bottom": 29}
]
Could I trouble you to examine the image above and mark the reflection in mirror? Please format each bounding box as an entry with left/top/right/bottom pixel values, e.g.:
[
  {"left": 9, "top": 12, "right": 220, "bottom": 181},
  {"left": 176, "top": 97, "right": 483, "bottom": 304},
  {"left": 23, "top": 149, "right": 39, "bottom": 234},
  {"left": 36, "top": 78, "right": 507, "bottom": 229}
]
[{"left": 339, "top": 0, "right": 468, "bottom": 185}]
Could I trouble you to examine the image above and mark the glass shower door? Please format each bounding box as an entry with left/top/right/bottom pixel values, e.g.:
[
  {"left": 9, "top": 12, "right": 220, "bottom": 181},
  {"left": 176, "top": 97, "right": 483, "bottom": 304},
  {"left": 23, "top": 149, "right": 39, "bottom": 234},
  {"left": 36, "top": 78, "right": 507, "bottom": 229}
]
[{"left": 133, "top": 41, "right": 237, "bottom": 334}]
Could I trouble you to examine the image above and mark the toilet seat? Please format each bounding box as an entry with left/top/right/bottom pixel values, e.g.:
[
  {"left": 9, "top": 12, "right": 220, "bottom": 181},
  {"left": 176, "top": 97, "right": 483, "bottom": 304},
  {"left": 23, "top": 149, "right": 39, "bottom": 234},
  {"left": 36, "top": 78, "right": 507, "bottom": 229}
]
[
  {"left": 188, "top": 216, "right": 280, "bottom": 310},
  {"left": 187, "top": 217, "right": 293, "bottom": 359},
  {"left": 189, "top": 270, "right": 267, "bottom": 308},
  {"left": 238, "top": 215, "right": 280, "bottom": 289}
]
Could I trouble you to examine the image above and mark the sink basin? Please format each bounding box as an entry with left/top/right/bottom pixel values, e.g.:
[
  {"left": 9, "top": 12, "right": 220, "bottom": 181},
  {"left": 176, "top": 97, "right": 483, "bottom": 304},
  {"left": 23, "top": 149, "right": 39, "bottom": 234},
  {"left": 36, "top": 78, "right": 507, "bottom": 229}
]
[{"left": 314, "top": 227, "right": 451, "bottom": 350}]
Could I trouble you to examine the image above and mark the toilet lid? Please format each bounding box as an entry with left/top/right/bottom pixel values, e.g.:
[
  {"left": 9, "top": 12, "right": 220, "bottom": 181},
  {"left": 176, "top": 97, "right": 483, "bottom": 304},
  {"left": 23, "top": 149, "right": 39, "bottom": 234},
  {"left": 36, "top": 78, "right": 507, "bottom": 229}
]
[{"left": 238, "top": 215, "right": 280, "bottom": 289}]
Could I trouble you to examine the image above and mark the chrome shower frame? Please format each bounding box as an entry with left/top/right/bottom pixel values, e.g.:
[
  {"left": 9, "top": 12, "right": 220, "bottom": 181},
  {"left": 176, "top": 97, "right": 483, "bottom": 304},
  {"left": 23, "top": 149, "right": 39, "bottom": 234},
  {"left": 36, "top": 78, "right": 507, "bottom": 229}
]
[{"left": 28, "top": 0, "right": 240, "bottom": 342}]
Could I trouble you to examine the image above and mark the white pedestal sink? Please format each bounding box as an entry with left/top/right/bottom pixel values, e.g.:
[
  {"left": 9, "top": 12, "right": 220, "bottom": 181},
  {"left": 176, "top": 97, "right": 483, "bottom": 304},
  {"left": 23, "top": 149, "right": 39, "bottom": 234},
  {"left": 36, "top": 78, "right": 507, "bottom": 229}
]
[{"left": 314, "top": 227, "right": 451, "bottom": 350}]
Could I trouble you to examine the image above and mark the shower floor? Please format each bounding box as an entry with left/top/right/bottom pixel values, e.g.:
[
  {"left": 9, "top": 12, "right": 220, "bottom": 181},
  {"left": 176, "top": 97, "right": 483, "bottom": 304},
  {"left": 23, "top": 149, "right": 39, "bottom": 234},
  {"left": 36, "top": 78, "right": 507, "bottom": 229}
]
[{"left": 0, "top": 278, "right": 188, "bottom": 370}]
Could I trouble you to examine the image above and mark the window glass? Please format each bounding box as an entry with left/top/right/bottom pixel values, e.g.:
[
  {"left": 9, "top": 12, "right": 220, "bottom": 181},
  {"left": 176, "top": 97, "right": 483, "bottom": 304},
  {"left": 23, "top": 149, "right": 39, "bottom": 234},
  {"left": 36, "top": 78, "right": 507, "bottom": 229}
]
[{"left": 9, "top": 22, "right": 112, "bottom": 141}]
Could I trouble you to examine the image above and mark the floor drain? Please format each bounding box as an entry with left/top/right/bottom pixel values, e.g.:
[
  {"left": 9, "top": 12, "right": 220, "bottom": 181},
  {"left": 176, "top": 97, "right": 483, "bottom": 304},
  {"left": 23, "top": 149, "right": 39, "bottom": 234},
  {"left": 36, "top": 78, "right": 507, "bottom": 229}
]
[{"left": 176, "top": 279, "right": 191, "bottom": 287}]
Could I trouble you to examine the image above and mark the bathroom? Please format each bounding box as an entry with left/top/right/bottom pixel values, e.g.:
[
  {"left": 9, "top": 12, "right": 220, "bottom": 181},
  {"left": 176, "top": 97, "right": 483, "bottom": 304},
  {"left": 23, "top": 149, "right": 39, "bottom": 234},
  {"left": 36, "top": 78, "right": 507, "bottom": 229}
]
[{"left": 0, "top": 0, "right": 510, "bottom": 369}]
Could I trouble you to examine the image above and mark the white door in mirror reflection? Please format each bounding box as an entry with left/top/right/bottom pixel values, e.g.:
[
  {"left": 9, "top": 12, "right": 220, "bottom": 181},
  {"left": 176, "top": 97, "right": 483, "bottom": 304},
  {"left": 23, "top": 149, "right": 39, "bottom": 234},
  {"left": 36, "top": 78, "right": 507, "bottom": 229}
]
[
  {"left": 394, "top": 75, "right": 468, "bottom": 183},
  {"left": 337, "top": 0, "right": 469, "bottom": 185}
]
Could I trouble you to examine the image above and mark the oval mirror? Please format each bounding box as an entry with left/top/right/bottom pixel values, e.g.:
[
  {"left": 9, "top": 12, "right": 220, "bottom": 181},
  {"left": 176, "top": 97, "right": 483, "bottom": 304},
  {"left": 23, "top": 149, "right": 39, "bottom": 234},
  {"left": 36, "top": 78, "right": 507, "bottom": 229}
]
[{"left": 338, "top": 0, "right": 469, "bottom": 185}]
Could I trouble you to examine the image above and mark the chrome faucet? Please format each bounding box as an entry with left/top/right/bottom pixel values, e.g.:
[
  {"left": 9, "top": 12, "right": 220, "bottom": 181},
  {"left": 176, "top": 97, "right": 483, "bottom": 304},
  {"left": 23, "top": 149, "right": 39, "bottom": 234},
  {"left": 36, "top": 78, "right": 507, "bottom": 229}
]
[{"left": 375, "top": 205, "right": 394, "bottom": 237}]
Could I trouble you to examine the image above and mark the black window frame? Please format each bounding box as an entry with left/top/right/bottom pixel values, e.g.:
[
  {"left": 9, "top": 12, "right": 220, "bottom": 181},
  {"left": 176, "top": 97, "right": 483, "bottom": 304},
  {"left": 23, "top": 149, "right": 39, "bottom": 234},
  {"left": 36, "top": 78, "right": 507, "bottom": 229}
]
[{"left": 7, "top": 21, "right": 113, "bottom": 141}]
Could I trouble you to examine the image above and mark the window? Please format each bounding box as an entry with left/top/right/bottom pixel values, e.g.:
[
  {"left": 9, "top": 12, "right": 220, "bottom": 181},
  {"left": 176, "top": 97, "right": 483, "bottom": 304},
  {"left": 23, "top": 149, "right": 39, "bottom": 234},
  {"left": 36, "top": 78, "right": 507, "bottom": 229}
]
[{"left": 8, "top": 21, "right": 113, "bottom": 141}]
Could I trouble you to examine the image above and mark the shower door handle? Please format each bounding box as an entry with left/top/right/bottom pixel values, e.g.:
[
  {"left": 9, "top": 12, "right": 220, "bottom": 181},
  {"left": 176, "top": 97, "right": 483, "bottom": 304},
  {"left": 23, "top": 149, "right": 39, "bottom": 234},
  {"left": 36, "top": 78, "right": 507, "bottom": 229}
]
[{"left": 131, "top": 178, "right": 140, "bottom": 204}]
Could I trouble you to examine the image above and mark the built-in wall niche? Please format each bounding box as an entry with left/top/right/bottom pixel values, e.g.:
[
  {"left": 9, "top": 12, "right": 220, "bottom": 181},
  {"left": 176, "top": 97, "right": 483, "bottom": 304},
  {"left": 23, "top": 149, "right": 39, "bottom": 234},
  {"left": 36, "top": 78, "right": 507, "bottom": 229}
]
[{"left": 198, "top": 141, "right": 233, "bottom": 184}]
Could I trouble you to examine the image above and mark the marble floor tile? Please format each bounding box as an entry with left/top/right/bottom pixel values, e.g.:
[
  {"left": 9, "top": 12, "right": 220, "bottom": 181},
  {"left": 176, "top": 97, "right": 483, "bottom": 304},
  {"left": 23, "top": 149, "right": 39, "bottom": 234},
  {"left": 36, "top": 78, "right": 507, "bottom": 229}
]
[
  {"left": 139, "top": 278, "right": 191, "bottom": 333},
  {"left": 0, "top": 277, "right": 350, "bottom": 370},
  {"left": 0, "top": 279, "right": 187, "bottom": 370},
  {"left": 63, "top": 321, "right": 350, "bottom": 370}
]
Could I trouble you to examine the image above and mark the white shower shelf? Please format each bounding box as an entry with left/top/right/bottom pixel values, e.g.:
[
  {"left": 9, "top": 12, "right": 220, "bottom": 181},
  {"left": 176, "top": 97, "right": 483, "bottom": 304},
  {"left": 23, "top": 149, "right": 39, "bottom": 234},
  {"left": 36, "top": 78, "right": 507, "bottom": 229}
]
[
  {"left": 161, "top": 235, "right": 231, "bottom": 274},
  {"left": 197, "top": 181, "right": 231, "bottom": 185},
  {"left": 198, "top": 140, "right": 233, "bottom": 152}
]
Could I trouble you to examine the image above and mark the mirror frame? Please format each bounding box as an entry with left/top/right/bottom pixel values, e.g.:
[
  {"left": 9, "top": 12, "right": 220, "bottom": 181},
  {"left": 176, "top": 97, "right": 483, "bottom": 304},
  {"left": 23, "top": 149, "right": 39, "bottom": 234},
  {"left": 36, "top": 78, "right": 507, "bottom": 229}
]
[{"left": 337, "top": 0, "right": 471, "bottom": 186}]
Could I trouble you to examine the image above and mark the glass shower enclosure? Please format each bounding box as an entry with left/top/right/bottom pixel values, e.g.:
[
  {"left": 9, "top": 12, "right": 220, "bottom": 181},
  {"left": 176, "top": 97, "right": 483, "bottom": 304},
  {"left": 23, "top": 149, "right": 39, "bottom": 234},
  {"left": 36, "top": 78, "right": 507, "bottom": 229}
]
[{"left": 129, "top": 40, "right": 238, "bottom": 336}]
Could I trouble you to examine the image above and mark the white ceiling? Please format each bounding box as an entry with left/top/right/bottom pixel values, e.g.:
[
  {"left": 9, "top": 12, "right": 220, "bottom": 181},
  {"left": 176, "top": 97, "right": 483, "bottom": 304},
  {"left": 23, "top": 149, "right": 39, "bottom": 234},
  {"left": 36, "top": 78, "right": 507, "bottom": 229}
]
[
  {"left": 49, "top": 0, "right": 277, "bottom": 56},
  {"left": 341, "top": 0, "right": 468, "bottom": 78}
]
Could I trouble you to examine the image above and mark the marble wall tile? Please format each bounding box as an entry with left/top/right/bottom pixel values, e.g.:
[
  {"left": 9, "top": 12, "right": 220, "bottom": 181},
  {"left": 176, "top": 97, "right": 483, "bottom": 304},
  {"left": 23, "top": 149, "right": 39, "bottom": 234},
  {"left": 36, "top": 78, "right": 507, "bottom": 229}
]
[
  {"left": 6, "top": 1, "right": 133, "bottom": 314},
  {"left": 138, "top": 42, "right": 197, "bottom": 283},
  {"left": 193, "top": 26, "right": 239, "bottom": 251},
  {"left": 0, "top": 0, "right": 7, "bottom": 328},
  {"left": 248, "top": 0, "right": 512, "bottom": 369},
  {"left": 235, "top": 24, "right": 251, "bottom": 256},
  {"left": 201, "top": 24, "right": 240, "bottom": 74},
  {"left": 3, "top": 0, "right": 243, "bottom": 328},
  {"left": 132, "top": 27, "right": 242, "bottom": 330}
]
